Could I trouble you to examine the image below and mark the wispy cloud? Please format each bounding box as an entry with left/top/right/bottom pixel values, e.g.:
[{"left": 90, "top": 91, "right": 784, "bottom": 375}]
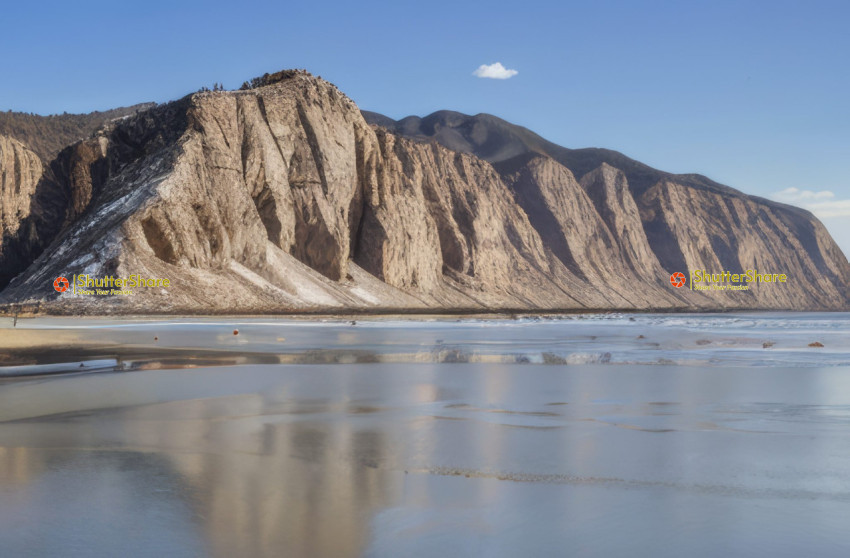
[
  {"left": 472, "top": 62, "right": 518, "bottom": 80},
  {"left": 773, "top": 187, "right": 850, "bottom": 218},
  {"left": 804, "top": 200, "right": 850, "bottom": 219},
  {"left": 775, "top": 187, "right": 835, "bottom": 202}
]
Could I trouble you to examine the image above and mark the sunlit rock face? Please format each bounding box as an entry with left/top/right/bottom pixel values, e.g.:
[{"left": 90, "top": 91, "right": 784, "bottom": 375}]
[
  {"left": 0, "top": 135, "right": 46, "bottom": 289},
  {"left": 0, "top": 71, "right": 848, "bottom": 313}
]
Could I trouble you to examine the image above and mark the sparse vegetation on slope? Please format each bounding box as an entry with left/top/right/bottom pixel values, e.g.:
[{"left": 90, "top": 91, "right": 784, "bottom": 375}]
[{"left": 0, "top": 104, "right": 155, "bottom": 161}]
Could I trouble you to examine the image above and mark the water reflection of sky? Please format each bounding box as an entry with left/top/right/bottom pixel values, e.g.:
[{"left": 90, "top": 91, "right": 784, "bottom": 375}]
[{"left": 2, "top": 359, "right": 850, "bottom": 556}]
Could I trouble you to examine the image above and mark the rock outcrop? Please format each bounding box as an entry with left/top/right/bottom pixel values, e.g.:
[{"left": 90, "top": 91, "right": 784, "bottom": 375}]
[
  {"left": 0, "top": 71, "right": 847, "bottom": 314},
  {"left": 638, "top": 179, "right": 850, "bottom": 308},
  {"left": 0, "top": 136, "right": 42, "bottom": 250},
  {"left": 0, "top": 136, "right": 45, "bottom": 288}
]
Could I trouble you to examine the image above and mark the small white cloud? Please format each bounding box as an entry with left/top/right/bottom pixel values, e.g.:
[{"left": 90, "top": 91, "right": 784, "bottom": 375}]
[
  {"left": 472, "top": 62, "right": 518, "bottom": 80},
  {"left": 775, "top": 187, "right": 835, "bottom": 202}
]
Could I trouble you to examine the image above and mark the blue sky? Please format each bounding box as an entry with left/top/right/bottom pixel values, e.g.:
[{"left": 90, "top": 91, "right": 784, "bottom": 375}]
[{"left": 2, "top": 0, "right": 849, "bottom": 254}]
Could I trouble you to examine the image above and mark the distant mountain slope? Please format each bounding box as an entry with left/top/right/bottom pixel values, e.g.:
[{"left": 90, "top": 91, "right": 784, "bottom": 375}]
[
  {"left": 364, "top": 109, "right": 850, "bottom": 307},
  {"left": 0, "top": 72, "right": 846, "bottom": 314},
  {"left": 0, "top": 104, "right": 155, "bottom": 161},
  {"left": 361, "top": 110, "right": 789, "bottom": 201}
]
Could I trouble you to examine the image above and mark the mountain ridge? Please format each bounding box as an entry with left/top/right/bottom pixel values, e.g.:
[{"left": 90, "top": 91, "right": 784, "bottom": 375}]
[
  {"left": 361, "top": 109, "right": 815, "bottom": 216},
  {"left": 0, "top": 70, "right": 846, "bottom": 314},
  {"left": 362, "top": 108, "right": 846, "bottom": 303},
  {"left": 0, "top": 103, "right": 157, "bottom": 162}
]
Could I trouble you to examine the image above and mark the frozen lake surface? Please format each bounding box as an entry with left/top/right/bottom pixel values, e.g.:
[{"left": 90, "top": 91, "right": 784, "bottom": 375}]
[{"left": 1, "top": 313, "right": 849, "bottom": 557}]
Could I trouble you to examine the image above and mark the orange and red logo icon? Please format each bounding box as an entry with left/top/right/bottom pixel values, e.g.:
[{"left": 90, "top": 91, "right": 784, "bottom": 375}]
[
  {"left": 53, "top": 276, "right": 70, "bottom": 293},
  {"left": 669, "top": 272, "right": 686, "bottom": 288}
]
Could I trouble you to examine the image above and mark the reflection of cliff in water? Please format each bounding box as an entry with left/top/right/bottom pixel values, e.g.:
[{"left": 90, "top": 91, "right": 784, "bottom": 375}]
[
  {"left": 0, "top": 448, "right": 207, "bottom": 556},
  {"left": 0, "top": 447, "right": 47, "bottom": 487},
  {"left": 0, "top": 382, "right": 401, "bottom": 557},
  {"left": 140, "top": 395, "right": 398, "bottom": 558}
]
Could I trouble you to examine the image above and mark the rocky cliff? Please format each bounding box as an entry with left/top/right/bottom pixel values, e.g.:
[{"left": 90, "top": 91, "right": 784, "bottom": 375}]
[
  {"left": 366, "top": 110, "right": 850, "bottom": 310},
  {"left": 0, "top": 136, "right": 43, "bottom": 288},
  {"left": 0, "top": 71, "right": 847, "bottom": 314}
]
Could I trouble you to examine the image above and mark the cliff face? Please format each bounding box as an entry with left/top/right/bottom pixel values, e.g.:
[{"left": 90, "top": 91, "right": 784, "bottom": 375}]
[
  {"left": 639, "top": 179, "right": 850, "bottom": 308},
  {"left": 0, "top": 136, "right": 42, "bottom": 249},
  {"left": 367, "top": 110, "right": 850, "bottom": 310},
  {"left": 0, "top": 72, "right": 847, "bottom": 314},
  {"left": 494, "top": 155, "right": 682, "bottom": 308},
  {"left": 578, "top": 163, "right": 663, "bottom": 279},
  {"left": 0, "top": 136, "right": 46, "bottom": 288}
]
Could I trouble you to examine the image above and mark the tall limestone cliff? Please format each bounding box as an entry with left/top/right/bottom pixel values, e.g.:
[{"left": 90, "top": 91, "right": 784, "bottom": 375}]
[
  {"left": 0, "top": 71, "right": 847, "bottom": 313},
  {"left": 0, "top": 136, "right": 46, "bottom": 288}
]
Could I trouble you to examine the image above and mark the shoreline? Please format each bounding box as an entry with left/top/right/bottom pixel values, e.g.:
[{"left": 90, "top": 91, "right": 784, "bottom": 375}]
[
  {"left": 2, "top": 312, "right": 847, "bottom": 375},
  {"left": 2, "top": 305, "right": 848, "bottom": 322}
]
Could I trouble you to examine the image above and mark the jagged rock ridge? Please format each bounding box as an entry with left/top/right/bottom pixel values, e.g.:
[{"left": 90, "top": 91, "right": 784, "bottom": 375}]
[
  {"left": 0, "top": 103, "right": 156, "bottom": 161},
  {"left": 0, "top": 71, "right": 847, "bottom": 314}
]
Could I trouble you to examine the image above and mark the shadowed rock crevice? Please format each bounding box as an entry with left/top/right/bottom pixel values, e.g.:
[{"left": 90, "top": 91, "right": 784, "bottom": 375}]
[
  {"left": 295, "top": 102, "right": 329, "bottom": 195},
  {"left": 252, "top": 96, "right": 289, "bottom": 174},
  {"left": 352, "top": 203, "right": 389, "bottom": 281},
  {"left": 293, "top": 197, "right": 343, "bottom": 280},
  {"left": 709, "top": 233, "right": 743, "bottom": 274},
  {"left": 142, "top": 216, "right": 178, "bottom": 264},
  {"left": 253, "top": 188, "right": 283, "bottom": 244},
  {"left": 638, "top": 182, "right": 690, "bottom": 275},
  {"left": 496, "top": 154, "right": 585, "bottom": 279},
  {"left": 347, "top": 142, "right": 368, "bottom": 261}
]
